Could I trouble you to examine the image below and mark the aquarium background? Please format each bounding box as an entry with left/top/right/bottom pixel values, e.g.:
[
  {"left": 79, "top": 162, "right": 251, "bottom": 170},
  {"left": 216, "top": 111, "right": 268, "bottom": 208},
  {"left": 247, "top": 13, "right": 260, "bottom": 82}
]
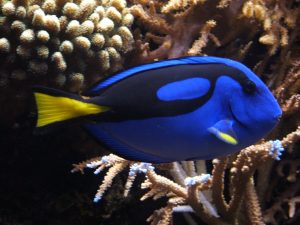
[{"left": 0, "top": 0, "right": 299, "bottom": 225}]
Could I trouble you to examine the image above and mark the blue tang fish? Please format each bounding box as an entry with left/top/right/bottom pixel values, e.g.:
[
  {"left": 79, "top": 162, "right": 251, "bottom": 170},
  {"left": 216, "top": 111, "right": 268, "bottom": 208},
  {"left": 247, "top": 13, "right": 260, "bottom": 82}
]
[{"left": 33, "top": 56, "right": 282, "bottom": 163}]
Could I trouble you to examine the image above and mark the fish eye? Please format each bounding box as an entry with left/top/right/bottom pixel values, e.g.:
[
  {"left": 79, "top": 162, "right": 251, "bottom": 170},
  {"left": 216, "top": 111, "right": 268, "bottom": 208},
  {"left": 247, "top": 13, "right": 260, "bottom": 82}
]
[{"left": 243, "top": 80, "right": 257, "bottom": 94}]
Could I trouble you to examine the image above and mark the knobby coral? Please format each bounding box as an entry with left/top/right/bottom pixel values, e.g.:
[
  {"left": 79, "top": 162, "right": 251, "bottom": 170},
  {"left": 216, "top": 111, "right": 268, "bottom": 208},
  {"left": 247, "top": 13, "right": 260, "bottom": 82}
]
[
  {"left": 0, "top": 0, "right": 134, "bottom": 125},
  {"left": 0, "top": 0, "right": 134, "bottom": 91}
]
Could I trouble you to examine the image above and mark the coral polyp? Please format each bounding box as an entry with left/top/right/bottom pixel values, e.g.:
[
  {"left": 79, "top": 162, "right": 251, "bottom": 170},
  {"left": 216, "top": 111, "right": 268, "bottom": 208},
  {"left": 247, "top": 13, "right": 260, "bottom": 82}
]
[{"left": 0, "top": 0, "right": 134, "bottom": 92}]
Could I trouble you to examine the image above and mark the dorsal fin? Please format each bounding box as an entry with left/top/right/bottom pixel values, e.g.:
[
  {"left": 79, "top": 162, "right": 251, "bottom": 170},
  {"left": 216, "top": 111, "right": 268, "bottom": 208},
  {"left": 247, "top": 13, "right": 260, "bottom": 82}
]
[{"left": 86, "top": 56, "right": 250, "bottom": 95}]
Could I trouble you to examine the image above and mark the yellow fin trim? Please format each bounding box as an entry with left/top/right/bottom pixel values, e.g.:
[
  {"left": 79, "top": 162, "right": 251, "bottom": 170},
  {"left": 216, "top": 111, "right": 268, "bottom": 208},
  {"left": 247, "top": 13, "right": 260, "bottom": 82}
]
[
  {"left": 219, "top": 132, "right": 238, "bottom": 145},
  {"left": 35, "top": 93, "right": 110, "bottom": 127}
]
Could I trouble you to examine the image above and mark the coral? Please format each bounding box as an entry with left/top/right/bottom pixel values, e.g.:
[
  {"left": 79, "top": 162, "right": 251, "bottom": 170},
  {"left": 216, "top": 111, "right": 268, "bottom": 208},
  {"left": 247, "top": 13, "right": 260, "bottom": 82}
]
[
  {"left": 263, "top": 180, "right": 300, "bottom": 225},
  {"left": 0, "top": 0, "right": 299, "bottom": 224},
  {"left": 242, "top": 0, "right": 298, "bottom": 55},
  {"left": 71, "top": 1, "right": 300, "bottom": 224},
  {"left": 0, "top": 0, "right": 134, "bottom": 90},
  {"left": 73, "top": 127, "right": 300, "bottom": 225},
  {"left": 260, "top": 128, "right": 300, "bottom": 225},
  {"left": 129, "top": 0, "right": 298, "bottom": 64},
  {"left": 0, "top": 0, "right": 134, "bottom": 125},
  {"left": 187, "top": 20, "right": 220, "bottom": 56}
]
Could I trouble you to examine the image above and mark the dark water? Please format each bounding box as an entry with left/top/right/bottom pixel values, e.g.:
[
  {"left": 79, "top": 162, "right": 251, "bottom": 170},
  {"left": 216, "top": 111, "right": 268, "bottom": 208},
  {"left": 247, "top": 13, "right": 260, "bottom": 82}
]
[{"left": 0, "top": 120, "right": 171, "bottom": 225}]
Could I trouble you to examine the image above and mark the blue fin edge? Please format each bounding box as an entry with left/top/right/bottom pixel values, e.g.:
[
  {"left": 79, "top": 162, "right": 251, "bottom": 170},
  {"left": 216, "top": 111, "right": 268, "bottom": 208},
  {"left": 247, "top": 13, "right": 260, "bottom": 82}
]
[
  {"left": 84, "top": 123, "right": 169, "bottom": 163},
  {"left": 90, "top": 56, "right": 253, "bottom": 93}
]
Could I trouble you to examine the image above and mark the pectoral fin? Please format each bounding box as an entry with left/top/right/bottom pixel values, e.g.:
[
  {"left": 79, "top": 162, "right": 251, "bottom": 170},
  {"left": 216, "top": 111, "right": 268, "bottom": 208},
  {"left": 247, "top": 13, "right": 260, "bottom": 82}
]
[{"left": 208, "top": 119, "right": 238, "bottom": 145}]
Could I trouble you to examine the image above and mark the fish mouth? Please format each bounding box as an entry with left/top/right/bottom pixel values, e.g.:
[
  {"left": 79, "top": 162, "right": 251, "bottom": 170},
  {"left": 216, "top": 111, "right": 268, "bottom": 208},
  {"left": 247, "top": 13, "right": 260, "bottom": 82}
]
[{"left": 275, "top": 110, "right": 282, "bottom": 121}]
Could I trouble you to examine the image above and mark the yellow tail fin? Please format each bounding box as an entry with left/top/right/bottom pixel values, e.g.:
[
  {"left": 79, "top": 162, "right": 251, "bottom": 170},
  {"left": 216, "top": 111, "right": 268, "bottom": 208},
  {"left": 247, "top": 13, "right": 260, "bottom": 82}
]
[{"left": 34, "top": 92, "right": 110, "bottom": 128}]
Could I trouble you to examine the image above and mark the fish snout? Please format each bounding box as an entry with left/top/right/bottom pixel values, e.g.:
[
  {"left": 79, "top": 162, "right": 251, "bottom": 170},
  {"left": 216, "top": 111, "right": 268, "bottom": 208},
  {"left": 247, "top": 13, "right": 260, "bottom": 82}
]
[
  {"left": 275, "top": 112, "right": 282, "bottom": 122},
  {"left": 276, "top": 113, "right": 282, "bottom": 120},
  {"left": 271, "top": 107, "right": 282, "bottom": 125},
  {"left": 269, "top": 97, "right": 282, "bottom": 122}
]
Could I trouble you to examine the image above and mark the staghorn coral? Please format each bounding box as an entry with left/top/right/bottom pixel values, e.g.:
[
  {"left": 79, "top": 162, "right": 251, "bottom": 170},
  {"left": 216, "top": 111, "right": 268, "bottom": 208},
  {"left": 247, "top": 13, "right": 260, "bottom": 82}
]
[
  {"left": 260, "top": 128, "right": 300, "bottom": 225},
  {"left": 242, "top": 0, "right": 298, "bottom": 55},
  {"left": 263, "top": 180, "right": 300, "bottom": 225},
  {"left": 187, "top": 20, "right": 220, "bottom": 56},
  {"left": 73, "top": 128, "right": 300, "bottom": 225},
  {"left": 0, "top": 0, "right": 134, "bottom": 125},
  {"left": 129, "top": 0, "right": 299, "bottom": 63}
]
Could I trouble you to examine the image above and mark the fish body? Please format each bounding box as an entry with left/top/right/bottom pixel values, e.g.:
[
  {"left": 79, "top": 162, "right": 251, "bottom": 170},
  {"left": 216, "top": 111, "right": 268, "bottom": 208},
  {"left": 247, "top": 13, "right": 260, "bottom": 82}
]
[{"left": 34, "top": 56, "right": 282, "bottom": 163}]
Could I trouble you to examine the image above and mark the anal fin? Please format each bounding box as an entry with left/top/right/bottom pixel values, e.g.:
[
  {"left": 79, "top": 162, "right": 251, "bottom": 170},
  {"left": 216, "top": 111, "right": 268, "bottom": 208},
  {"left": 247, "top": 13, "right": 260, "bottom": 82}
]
[{"left": 84, "top": 123, "right": 169, "bottom": 163}]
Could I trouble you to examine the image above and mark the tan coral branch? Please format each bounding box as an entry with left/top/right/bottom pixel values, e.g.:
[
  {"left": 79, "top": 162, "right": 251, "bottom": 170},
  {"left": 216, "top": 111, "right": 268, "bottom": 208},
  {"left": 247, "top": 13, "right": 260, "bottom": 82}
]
[
  {"left": 187, "top": 20, "right": 217, "bottom": 56},
  {"left": 287, "top": 196, "right": 300, "bottom": 218},
  {"left": 146, "top": 170, "right": 187, "bottom": 199},
  {"left": 281, "top": 126, "right": 300, "bottom": 148},
  {"left": 188, "top": 185, "right": 229, "bottom": 225},
  {"left": 244, "top": 178, "right": 265, "bottom": 225},
  {"left": 161, "top": 0, "right": 207, "bottom": 14},
  {"left": 94, "top": 161, "right": 129, "bottom": 201},
  {"left": 130, "top": 5, "right": 172, "bottom": 34},
  {"left": 211, "top": 157, "right": 229, "bottom": 217},
  {"left": 71, "top": 157, "right": 100, "bottom": 174},
  {"left": 281, "top": 94, "right": 300, "bottom": 116}
]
